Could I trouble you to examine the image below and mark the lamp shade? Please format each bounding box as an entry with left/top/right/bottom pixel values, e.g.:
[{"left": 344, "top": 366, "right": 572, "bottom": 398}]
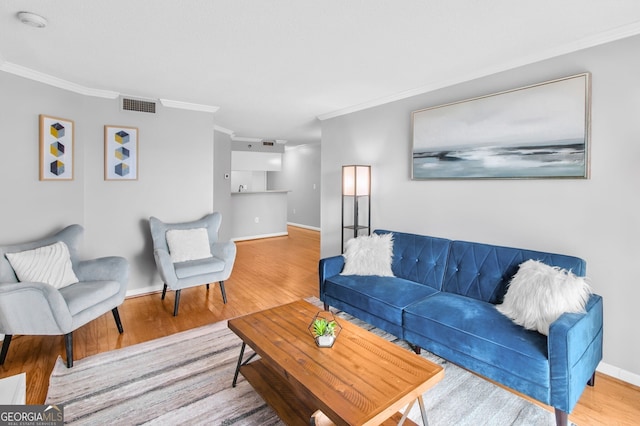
[{"left": 342, "top": 165, "right": 370, "bottom": 196}]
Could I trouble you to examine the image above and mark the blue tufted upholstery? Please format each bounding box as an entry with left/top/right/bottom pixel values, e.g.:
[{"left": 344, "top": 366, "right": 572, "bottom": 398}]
[
  {"left": 375, "top": 229, "right": 450, "bottom": 290},
  {"left": 319, "top": 230, "right": 603, "bottom": 426},
  {"left": 443, "top": 240, "right": 586, "bottom": 304}
]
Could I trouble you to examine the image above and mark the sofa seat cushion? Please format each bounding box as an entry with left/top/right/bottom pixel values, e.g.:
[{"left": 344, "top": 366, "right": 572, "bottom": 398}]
[
  {"left": 324, "top": 275, "right": 438, "bottom": 325},
  {"left": 404, "top": 292, "right": 550, "bottom": 386},
  {"left": 59, "top": 280, "right": 121, "bottom": 316},
  {"left": 173, "top": 257, "right": 225, "bottom": 279}
]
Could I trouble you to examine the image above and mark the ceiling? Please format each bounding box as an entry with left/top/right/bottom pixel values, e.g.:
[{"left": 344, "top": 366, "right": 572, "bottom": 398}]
[{"left": 2, "top": 1, "right": 640, "bottom": 145}]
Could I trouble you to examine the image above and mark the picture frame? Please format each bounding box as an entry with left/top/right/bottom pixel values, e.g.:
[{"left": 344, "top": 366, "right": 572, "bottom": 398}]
[
  {"left": 39, "top": 115, "right": 74, "bottom": 180},
  {"left": 104, "top": 125, "right": 139, "bottom": 180},
  {"left": 411, "top": 73, "right": 591, "bottom": 179}
]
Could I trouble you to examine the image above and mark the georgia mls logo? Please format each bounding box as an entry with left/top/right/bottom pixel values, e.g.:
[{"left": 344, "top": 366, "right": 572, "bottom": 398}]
[
  {"left": 44, "top": 405, "right": 63, "bottom": 417},
  {"left": 0, "top": 404, "right": 64, "bottom": 425}
]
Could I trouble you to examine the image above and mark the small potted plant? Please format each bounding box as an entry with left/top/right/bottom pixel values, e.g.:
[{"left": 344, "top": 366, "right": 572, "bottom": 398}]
[{"left": 308, "top": 312, "right": 342, "bottom": 348}]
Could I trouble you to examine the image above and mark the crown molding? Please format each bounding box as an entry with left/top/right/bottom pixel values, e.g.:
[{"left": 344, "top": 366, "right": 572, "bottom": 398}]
[
  {"left": 0, "top": 61, "right": 222, "bottom": 115},
  {"left": 0, "top": 61, "right": 119, "bottom": 99},
  {"left": 214, "top": 125, "right": 234, "bottom": 135},
  {"left": 230, "top": 136, "right": 262, "bottom": 143},
  {"left": 159, "top": 99, "right": 219, "bottom": 113},
  {"left": 318, "top": 21, "right": 640, "bottom": 121}
]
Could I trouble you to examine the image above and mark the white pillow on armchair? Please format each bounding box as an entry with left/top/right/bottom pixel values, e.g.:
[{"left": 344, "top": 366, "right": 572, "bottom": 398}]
[
  {"left": 6, "top": 241, "right": 79, "bottom": 289},
  {"left": 166, "top": 228, "right": 213, "bottom": 263}
]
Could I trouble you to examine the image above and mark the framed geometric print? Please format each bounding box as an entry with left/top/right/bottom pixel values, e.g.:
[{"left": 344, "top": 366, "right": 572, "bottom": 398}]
[
  {"left": 104, "top": 125, "right": 139, "bottom": 180},
  {"left": 39, "top": 115, "right": 74, "bottom": 180}
]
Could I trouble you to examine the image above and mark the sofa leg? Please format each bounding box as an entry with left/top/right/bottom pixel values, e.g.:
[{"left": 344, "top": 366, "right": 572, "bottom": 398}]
[
  {"left": 554, "top": 408, "right": 568, "bottom": 426},
  {"left": 173, "top": 290, "right": 181, "bottom": 316},
  {"left": 65, "top": 332, "right": 73, "bottom": 368},
  {"left": 206, "top": 283, "right": 210, "bottom": 290},
  {"left": 587, "top": 372, "right": 596, "bottom": 386},
  {"left": 219, "top": 281, "right": 227, "bottom": 304},
  {"left": 0, "top": 335, "right": 12, "bottom": 365},
  {"left": 408, "top": 344, "right": 421, "bottom": 355},
  {"left": 161, "top": 283, "right": 168, "bottom": 300},
  {"left": 323, "top": 302, "right": 329, "bottom": 311},
  {"left": 112, "top": 308, "right": 124, "bottom": 334}
]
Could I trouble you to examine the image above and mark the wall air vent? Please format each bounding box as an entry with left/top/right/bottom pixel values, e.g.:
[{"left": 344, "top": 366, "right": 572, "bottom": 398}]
[{"left": 121, "top": 97, "right": 156, "bottom": 113}]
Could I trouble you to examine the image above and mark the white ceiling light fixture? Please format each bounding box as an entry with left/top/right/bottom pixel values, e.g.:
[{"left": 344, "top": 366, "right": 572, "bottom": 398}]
[{"left": 17, "top": 12, "right": 48, "bottom": 28}]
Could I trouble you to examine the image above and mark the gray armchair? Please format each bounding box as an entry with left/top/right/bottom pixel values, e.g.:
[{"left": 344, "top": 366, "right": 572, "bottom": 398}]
[
  {"left": 149, "top": 212, "right": 236, "bottom": 316},
  {"left": 0, "top": 225, "right": 128, "bottom": 368}
]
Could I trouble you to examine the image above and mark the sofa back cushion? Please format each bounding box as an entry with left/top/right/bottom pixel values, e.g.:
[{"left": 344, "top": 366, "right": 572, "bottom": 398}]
[
  {"left": 443, "top": 240, "right": 586, "bottom": 304},
  {"left": 374, "top": 230, "right": 450, "bottom": 290}
]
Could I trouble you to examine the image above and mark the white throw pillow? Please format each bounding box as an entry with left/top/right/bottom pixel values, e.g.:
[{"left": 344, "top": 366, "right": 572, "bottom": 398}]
[
  {"left": 496, "top": 259, "right": 592, "bottom": 335},
  {"left": 6, "top": 241, "right": 79, "bottom": 289},
  {"left": 341, "top": 233, "right": 394, "bottom": 277},
  {"left": 166, "top": 228, "right": 213, "bottom": 263}
]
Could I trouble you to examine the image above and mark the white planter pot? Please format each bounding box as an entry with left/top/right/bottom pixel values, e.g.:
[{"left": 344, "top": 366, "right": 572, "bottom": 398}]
[{"left": 315, "top": 335, "right": 335, "bottom": 348}]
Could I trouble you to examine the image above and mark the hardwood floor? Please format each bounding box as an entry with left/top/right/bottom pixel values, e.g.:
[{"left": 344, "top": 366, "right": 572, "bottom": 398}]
[{"left": 1, "top": 225, "right": 638, "bottom": 425}]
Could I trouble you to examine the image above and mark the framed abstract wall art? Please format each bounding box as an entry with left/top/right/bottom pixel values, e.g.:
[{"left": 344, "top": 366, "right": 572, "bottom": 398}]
[
  {"left": 39, "top": 115, "right": 74, "bottom": 180},
  {"left": 104, "top": 125, "right": 138, "bottom": 180},
  {"left": 411, "top": 73, "right": 591, "bottom": 179}
]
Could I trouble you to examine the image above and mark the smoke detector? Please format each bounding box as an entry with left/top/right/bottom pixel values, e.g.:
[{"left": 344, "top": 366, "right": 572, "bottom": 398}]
[{"left": 17, "top": 12, "right": 48, "bottom": 28}]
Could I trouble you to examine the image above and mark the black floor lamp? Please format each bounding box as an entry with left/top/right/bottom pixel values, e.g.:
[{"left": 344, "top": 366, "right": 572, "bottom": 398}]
[{"left": 341, "top": 165, "right": 371, "bottom": 252}]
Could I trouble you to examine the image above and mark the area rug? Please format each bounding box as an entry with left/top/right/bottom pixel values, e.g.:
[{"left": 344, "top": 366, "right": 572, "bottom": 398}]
[{"left": 46, "top": 298, "right": 564, "bottom": 425}]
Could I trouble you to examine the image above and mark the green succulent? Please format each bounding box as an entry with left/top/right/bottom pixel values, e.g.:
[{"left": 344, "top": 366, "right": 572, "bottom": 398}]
[{"left": 312, "top": 318, "right": 336, "bottom": 337}]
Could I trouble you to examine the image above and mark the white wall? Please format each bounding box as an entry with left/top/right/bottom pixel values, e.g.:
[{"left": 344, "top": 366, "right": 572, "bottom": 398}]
[
  {"left": 212, "top": 129, "right": 233, "bottom": 242},
  {"left": 320, "top": 35, "right": 640, "bottom": 384},
  {"left": 0, "top": 71, "right": 216, "bottom": 295},
  {"left": 269, "top": 143, "right": 321, "bottom": 229}
]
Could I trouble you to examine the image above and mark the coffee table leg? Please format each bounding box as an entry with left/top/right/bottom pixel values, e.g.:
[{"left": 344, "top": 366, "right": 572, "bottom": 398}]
[
  {"left": 417, "top": 395, "right": 429, "bottom": 426},
  {"left": 232, "top": 342, "right": 246, "bottom": 387},
  {"left": 398, "top": 397, "right": 429, "bottom": 426},
  {"left": 232, "top": 342, "right": 258, "bottom": 387}
]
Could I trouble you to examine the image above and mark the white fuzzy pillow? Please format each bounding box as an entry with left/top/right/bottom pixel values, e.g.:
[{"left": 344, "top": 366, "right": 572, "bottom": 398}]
[
  {"left": 341, "top": 233, "right": 394, "bottom": 277},
  {"left": 496, "top": 259, "right": 592, "bottom": 335},
  {"left": 166, "top": 228, "right": 212, "bottom": 263},
  {"left": 6, "top": 241, "right": 79, "bottom": 289}
]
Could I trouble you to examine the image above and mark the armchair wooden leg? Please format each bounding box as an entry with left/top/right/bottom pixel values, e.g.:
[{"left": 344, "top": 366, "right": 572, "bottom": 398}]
[
  {"left": 0, "top": 335, "right": 12, "bottom": 365},
  {"left": 173, "top": 289, "right": 181, "bottom": 316},
  {"left": 219, "top": 281, "right": 227, "bottom": 304},
  {"left": 112, "top": 308, "right": 124, "bottom": 334},
  {"left": 587, "top": 372, "right": 596, "bottom": 386},
  {"left": 161, "top": 283, "right": 168, "bottom": 300},
  {"left": 65, "top": 332, "right": 73, "bottom": 368}
]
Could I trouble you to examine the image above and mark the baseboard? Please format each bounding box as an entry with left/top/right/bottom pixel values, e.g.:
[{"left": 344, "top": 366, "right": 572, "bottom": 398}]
[
  {"left": 126, "top": 285, "right": 162, "bottom": 298},
  {"left": 597, "top": 361, "right": 640, "bottom": 388},
  {"left": 287, "top": 222, "right": 321, "bottom": 232},
  {"left": 231, "top": 231, "right": 288, "bottom": 242}
]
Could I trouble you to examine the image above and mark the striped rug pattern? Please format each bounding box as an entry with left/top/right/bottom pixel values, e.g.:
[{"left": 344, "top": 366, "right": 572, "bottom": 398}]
[{"left": 46, "top": 298, "right": 561, "bottom": 425}]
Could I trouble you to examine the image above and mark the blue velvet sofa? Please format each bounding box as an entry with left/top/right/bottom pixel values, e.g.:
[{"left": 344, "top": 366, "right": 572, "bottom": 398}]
[{"left": 319, "top": 230, "right": 603, "bottom": 426}]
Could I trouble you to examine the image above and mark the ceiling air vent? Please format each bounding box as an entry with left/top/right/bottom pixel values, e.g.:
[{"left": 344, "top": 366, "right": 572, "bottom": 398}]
[
  {"left": 121, "top": 97, "right": 156, "bottom": 113},
  {"left": 262, "top": 140, "right": 275, "bottom": 146}
]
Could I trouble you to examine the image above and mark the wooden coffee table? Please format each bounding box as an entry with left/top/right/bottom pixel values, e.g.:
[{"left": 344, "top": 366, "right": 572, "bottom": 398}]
[{"left": 228, "top": 300, "right": 444, "bottom": 426}]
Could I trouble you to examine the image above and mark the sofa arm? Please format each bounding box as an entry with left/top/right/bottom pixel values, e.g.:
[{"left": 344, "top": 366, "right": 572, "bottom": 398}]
[
  {"left": 153, "top": 248, "right": 178, "bottom": 286},
  {"left": 211, "top": 241, "right": 236, "bottom": 264},
  {"left": 75, "top": 256, "right": 129, "bottom": 285},
  {"left": 211, "top": 241, "right": 237, "bottom": 280},
  {"left": 0, "top": 282, "right": 72, "bottom": 334},
  {"left": 548, "top": 294, "right": 603, "bottom": 413},
  {"left": 319, "top": 255, "right": 344, "bottom": 300}
]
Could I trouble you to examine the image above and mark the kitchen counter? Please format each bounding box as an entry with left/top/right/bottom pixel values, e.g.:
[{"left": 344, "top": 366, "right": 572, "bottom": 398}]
[
  {"left": 231, "top": 190, "right": 291, "bottom": 194},
  {"left": 229, "top": 190, "right": 291, "bottom": 241}
]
